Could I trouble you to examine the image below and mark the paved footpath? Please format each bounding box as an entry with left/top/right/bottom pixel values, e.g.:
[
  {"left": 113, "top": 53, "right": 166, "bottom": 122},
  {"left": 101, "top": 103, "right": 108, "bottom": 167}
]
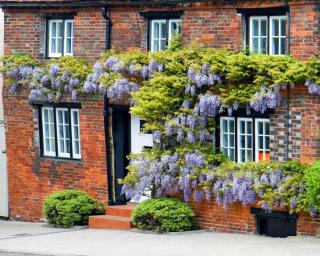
[{"left": 0, "top": 220, "right": 320, "bottom": 256}]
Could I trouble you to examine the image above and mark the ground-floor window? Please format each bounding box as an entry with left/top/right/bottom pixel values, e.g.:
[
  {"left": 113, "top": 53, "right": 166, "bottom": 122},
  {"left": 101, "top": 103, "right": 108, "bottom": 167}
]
[
  {"left": 40, "top": 104, "right": 81, "bottom": 159},
  {"left": 219, "top": 116, "right": 270, "bottom": 163}
]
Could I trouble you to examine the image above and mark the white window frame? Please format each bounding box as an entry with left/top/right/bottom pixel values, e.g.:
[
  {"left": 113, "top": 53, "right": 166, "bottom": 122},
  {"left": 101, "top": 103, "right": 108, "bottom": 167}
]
[
  {"left": 56, "top": 108, "right": 71, "bottom": 158},
  {"left": 42, "top": 107, "right": 56, "bottom": 157},
  {"left": 150, "top": 18, "right": 181, "bottom": 52},
  {"left": 64, "top": 19, "right": 74, "bottom": 56},
  {"left": 71, "top": 109, "right": 81, "bottom": 159},
  {"left": 249, "top": 15, "right": 287, "bottom": 56},
  {"left": 48, "top": 19, "right": 74, "bottom": 58},
  {"left": 269, "top": 16, "right": 287, "bottom": 56},
  {"left": 168, "top": 19, "right": 181, "bottom": 42},
  {"left": 249, "top": 16, "right": 268, "bottom": 54},
  {"left": 237, "top": 118, "right": 253, "bottom": 163},
  {"left": 255, "top": 118, "right": 270, "bottom": 162},
  {"left": 151, "top": 19, "right": 167, "bottom": 52},
  {"left": 220, "top": 117, "right": 235, "bottom": 161}
]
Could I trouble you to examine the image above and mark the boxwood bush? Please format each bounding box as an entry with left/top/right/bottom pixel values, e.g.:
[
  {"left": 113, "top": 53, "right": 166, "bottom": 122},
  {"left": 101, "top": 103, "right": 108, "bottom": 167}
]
[
  {"left": 305, "top": 161, "right": 320, "bottom": 212},
  {"left": 132, "top": 198, "right": 195, "bottom": 232},
  {"left": 43, "top": 190, "right": 104, "bottom": 227}
]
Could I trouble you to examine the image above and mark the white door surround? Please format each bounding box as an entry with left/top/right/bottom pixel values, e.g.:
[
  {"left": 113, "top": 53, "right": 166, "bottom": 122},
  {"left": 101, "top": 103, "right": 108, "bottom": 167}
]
[
  {"left": 130, "top": 115, "right": 153, "bottom": 154},
  {"left": 0, "top": 123, "right": 8, "bottom": 217}
]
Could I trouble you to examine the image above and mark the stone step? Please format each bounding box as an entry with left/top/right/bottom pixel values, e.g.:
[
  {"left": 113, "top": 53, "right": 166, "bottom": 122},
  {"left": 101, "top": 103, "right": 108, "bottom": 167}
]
[
  {"left": 105, "top": 203, "right": 137, "bottom": 218},
  {"left": 89, "top": 215, "right": 133, "bottom": 230}
]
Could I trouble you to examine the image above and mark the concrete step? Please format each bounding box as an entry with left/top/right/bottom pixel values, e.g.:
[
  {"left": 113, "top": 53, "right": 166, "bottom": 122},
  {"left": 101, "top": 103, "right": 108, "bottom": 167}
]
[
  {"left": 105, "top": 203, "right": 137, "bottom": 218},
  {"left": 89, "top": 215, "right": 133, "bottom": 230}
]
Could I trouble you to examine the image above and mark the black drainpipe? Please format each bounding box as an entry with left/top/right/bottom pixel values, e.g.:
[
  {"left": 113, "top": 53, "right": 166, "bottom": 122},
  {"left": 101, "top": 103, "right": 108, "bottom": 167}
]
[
  {"left": 104, "top": 95, "right": 114, "bottom": 205},
  {"left": 285, "top": 7, "right": 291, "bottom": 161},
  {"left": 101, "top": 7, "right": 112, "bottom": 51},
  {"left": 101, "top": 8, "right": 114, "bottom": 205}
]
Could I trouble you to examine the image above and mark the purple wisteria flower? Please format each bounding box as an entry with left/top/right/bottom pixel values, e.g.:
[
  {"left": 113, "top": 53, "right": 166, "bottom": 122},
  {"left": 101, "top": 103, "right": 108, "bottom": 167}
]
[{"left": 49, "top": 64, "right": 60, "bottom": 76}]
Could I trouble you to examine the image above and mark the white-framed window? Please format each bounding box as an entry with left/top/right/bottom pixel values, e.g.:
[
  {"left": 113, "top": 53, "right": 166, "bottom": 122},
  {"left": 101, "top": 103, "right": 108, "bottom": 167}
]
[
  {"left": 249, "top": 15, "right": 287, "bottom": 55},
  {"left": 219, "top": 116, "right": 271, "bottom": 163},
  {"left": 150, "top": 18, "right": 181, "bottom": 52},
  {"left": 71, "top": 109, "right": 81, "bottom": 159},
  {"left": 270, "top": 16, "right": 287, "bottom": 56},
  {"left": 250, "top": 16, "right": 268, "bottom": 54},
  {"left": 56, "top": 108, "right": 70, "bottom": 158},
  {"left": 41, "top": 106, "right": 81, "bottom": 159},
  {"left": 42, "top": 107, "right": 56, "bottom": 157},
  {"left": 255, "top": 119, "right": 270, "bottom": 162},
  {"left": 237, "top": 118, "right": 253, "bottom": 163},
  {"left": 48, "top": 19, "right": 74, "bottom": 57},
  {"left": 220, "top": 117, "right": 235, "bottom": 161}
]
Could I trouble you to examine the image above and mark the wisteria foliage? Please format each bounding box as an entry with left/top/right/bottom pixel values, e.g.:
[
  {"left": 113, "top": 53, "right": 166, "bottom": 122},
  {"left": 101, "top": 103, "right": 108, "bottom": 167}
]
[{"left": 2, "top": 41, "right": 320, "bottom": 216}]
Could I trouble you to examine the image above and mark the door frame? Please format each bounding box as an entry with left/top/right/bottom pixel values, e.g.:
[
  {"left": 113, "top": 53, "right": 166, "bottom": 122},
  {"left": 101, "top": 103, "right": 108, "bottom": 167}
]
[{"left": 104, "top": 97, "right": 131, "bottom": 205}]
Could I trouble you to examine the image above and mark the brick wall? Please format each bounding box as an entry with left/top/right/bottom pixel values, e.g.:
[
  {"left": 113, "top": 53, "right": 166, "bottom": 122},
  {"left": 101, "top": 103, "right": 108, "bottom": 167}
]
[
  {"left": 3, "top": 1, "right": 319, "bottom": 62},
  {"left": 270, "top": 85, "right": 320, "bottom": 163},
  {"left": 190, "top": 200, "right": 320, "bottom": 236},
  {"left": 3, "top": 89, "right": 108, "bottom": 221}
]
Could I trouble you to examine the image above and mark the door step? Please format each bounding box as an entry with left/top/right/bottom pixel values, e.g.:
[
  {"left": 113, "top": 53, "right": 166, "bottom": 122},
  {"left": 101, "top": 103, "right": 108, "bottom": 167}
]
[{"left": 89, "top": 203, "right": 137, "bottom": 230}]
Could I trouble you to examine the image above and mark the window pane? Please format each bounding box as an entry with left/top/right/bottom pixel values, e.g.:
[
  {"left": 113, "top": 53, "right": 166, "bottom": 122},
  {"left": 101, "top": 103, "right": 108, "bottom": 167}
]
[
  {"left": 280, "top": 38, "right": 286, "bottom": 55},
  {"left": 272, "top": 38, "right": 279, "bottom": 55},
  {"left": 66, "top": 22, "right": 73, "bottom": 37},
  {"left": 170, "top": 21, "right": 181, "bottom": 37},
  {"left": 266, "top": 136, "right": 270, "bottom": 149},
  {"left": 51, "top": 39, "right": 56, "bottom": 53},
  {"left": 272, "top": 19, "right": 279, "bottom": 36},
  {"left": 247, "top": 135, "right": 252, "bottom": 148},
  {"left": 240, "top": 121, "right": 245, "bottom": 134},
  {"left": 260, "top": 38, "right": 267, "bottom": 54},
  {"left": 252, "top": 38, "right": 259, "bottom": 53},
  {"left": 222, "top": 120, "right": 228, "bottom": 132},
  {"left": 247, "top": 122, "right": 252, "bottom": 134},
  {"left": 281, "top": 19, "right": 286, "bottom": 36},
  {"left": 240, "top": 149, "right": 245, "bottom": 162},
  {"left": 153, "top": 22, "right": 159, "bottom": 38},
  {"left": 160, "top": 22, "right": 166, "bottom": 38},
  {"left": 229, "top": 149, "right": 235, "bottom": 161},
  {"left": 160, "top": 39, "right": 166, "bottom": 50},
  {"left": 223, "top": 134, "right": 228, "bottom": 147},
  {"left": 230, "top": 134, "right": 235, "bottom": 147},
  {"left": 252, "top": 20, "right": 259, "bottom": 36},
  {"left": 51, "top": 22, "right": 56, "bottom": 37},
  {"left": 229, "top": 120, "right": 234, "bottom": 133},
  {"left": 57, "top": 38, "right": 63, "bottom": 54},
  {"left": 261, "top": 20, "right": 267, "bottom": 36},
  {"left": 57, "top": 22, "right": 63, "bottom": 37},
  {"left": 266, "top": 122, "right": 270, "bottom": 134},
  {"left": 65, "top": 38, "right": 72, "bottom": 54},
  {"left": 246, "top": 150, "right": 252, "bottom": 161},
  {"left": 74, "top": 141, "right": 80, "bottom": 155},
  {"left": 258, "top": 122, "right": 263, "bottom": 134},
  {"left": 240, "top": 135, "right": 245, "bottom": 148},
  {"left": 153, "top": 40, "right": 159, "bottom": 51},
  {"left": 258, "top": 136, "right": 263, "bottom": 150}
]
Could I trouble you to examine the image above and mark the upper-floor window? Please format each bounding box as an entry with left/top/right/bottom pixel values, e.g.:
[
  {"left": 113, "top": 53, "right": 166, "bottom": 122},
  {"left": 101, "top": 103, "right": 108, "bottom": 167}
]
[
  {"left": 219, "top": 116, "right": 270, "bottom": 163},
  {"left": 150, "top": 19, "right": 181, "bottom": 52},
  {"left": 249, "top": 15, "right": 287, "bottom": 55},
  {"left": 47, "top": 19, "right": 74, "bottom": 58},
  {"left": 40, "top": 105, "right": 81, "bottom": 159}
]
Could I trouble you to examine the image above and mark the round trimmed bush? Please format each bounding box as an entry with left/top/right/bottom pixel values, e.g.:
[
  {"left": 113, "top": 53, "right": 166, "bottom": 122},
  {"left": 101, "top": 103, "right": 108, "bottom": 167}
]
[
  {"left": 132, "top": 198, "right": 195, "bottom": 232},
  {"left": 43, "top": 189, "right": 104, "bottom": 227}
]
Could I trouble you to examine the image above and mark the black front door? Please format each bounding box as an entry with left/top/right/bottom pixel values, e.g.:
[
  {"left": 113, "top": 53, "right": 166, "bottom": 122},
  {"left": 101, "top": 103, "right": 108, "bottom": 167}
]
[{"left": 112, "top": 107, "right": 130, "bottom": 204}]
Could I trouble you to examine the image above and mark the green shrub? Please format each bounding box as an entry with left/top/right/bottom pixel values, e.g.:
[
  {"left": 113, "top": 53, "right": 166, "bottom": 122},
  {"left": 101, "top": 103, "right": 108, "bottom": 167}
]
[
  {"left": 132, "top": 198, "right": 195, "bottom": 232},
  {"left": 304, "top": 161, "right": 320, "bottom": 211},
  {"left": 43, "top": 190, "right": 104, "bottom": 227}
]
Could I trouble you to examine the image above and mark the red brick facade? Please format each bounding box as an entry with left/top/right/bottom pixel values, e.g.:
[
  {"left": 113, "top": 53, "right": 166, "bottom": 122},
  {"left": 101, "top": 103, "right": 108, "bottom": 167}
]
[{"left": 2, "top": 0, "right": 320, "bottom": 235}]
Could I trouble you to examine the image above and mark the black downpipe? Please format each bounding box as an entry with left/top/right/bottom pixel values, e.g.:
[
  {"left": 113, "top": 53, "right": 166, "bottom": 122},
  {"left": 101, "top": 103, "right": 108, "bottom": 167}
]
[
  {"left": 286, "top": 87, "right": 290, "bottom": 161},
  {"left": 104, "top": 95, "right": 114, "bottom": 205},
  {"left": 101, "top": 7, "right": 112, "bottom": 51}
]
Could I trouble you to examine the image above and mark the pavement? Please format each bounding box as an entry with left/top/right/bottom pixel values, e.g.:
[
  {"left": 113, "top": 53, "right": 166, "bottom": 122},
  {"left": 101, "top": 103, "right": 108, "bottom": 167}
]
[{"left": 0, "top": 220, "right": 320, "bottom": 256}]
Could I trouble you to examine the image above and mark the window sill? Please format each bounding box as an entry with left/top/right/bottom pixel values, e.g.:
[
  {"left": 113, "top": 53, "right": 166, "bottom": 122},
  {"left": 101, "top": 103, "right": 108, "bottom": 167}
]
[{"left": 37, "top": 156, "right": 82, "bottom": 164}]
